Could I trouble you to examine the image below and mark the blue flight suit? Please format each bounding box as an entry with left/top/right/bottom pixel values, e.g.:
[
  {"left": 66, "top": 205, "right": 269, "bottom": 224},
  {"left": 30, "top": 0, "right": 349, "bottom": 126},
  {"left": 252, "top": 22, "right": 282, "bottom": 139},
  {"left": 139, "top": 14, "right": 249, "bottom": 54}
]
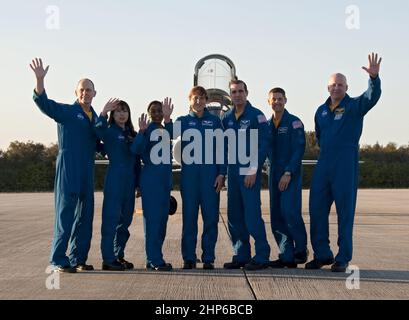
[
  {"left": 131, "top": 123, "right": 172, "bottom": 267},
  {"left": 267, "top": 109, "right": 307, "bottom": 263},
  {"left": 165, "top": 110, "right": 227, "bottom": 264},
  {"left": 33, "top": 90, "right": 98, "bottom": 268},
  {"left": 309, "top": 76, "right": 382, "bottom": 263},
  {"left": 95, "top": 116, "right": 139, "bottom": 264},
  {"left": 222, "top": 101, "right": 271, "bottom": 264}
]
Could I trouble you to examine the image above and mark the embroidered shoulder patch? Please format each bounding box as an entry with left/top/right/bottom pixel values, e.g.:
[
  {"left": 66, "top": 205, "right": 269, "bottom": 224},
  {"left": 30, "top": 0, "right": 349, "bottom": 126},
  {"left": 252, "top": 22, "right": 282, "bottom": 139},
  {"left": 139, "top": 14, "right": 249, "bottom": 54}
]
[
  {"left": 292, "top": 120, "right": 303, "bottom": 129},
  {"left": 257, "top": 114, "right": 267, "bottom": 123}
]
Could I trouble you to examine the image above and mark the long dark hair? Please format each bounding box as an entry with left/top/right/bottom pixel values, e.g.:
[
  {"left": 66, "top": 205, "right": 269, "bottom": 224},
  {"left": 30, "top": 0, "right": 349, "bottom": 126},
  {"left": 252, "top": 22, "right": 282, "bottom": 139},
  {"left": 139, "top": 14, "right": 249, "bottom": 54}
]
[{"left": 108, "top": 100, "right": 136, "bottom": 138}]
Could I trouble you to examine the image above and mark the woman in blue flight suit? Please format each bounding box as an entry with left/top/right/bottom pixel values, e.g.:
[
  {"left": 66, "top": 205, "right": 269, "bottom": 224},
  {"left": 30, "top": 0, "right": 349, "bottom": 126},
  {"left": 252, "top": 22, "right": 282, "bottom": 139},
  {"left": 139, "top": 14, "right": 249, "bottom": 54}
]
[
  {"left": 132, "top": 99, "right": 174, "bottom": 271},
  {"left": 95, "top": 99, "right": 141, "bottom": 271},
  {"left": 165, "top": 86, "right": 226, "bottom": 270}
]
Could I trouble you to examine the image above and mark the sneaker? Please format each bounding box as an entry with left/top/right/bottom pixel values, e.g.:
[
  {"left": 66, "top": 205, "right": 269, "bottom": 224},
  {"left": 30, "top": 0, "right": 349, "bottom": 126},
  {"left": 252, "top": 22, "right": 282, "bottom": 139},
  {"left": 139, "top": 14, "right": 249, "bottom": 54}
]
[
  {"left": 183, "top": 261, "right": 196, "bottom": 269},
  {"left": 203, "top": 263, "right": 214, "bottom": 270},
  {"left": 146, "top": 262, "right": 173, "bottom": 271},
  {"left": 54, "top": 266, "right": 77, "bottom": 273},
  {"left": 118, "top": 258, "right": 134, "bottom": 270},
  {"left": 75, "top": 264, "right": 94, "bottom": 272},
  {"left": 294, "top": 249, "right": 309, "bottom": 264},
  {"left": 244, "top": 261, "right": 270, "bottom": 271},
  {"left": 102, "top": 260, "right": 125, "bottom": 271},
  {"left": 331, "top": 261, "right": 349, "bottom": 273},
  {"left": 269, "top": 259, "right": 297, "bottom": 269},
  {"left": 223, "top": 261, "right": 247, "bottom": 269},
  {"left": 305, "top": 258, "right": 335, "bottom": 270}
]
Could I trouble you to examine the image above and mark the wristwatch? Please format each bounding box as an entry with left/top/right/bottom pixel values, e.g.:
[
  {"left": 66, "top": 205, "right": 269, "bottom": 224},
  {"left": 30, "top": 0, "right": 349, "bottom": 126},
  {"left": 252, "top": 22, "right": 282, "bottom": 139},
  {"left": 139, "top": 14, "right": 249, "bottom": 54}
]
[{"left": 284, "top": 171, "right": 291, "bottom": 177}]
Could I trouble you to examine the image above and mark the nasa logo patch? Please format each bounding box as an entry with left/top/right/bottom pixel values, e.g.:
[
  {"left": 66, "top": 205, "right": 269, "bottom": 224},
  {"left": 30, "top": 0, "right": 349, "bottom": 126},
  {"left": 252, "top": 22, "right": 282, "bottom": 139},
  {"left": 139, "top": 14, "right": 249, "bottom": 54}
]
[{"left": 202, "top": 120, "right": 213, "bottom": 127}]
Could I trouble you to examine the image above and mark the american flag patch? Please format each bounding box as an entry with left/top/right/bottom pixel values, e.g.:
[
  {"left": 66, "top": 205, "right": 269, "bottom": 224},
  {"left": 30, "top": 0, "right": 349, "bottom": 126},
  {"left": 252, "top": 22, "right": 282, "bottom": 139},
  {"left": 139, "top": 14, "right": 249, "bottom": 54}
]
[
  {"left": 257, "top": 114, "right": 267, "bottom": 123},
  {"left": 292, "top": 120, "right": 303, "bottom": 129}
]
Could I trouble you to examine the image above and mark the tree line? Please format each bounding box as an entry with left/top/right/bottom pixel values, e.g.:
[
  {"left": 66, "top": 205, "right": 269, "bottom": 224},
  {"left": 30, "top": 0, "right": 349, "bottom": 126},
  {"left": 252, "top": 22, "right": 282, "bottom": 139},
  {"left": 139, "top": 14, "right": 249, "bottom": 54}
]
[{"left": 1, "top": 133, "right": 409, "bottom": 192}]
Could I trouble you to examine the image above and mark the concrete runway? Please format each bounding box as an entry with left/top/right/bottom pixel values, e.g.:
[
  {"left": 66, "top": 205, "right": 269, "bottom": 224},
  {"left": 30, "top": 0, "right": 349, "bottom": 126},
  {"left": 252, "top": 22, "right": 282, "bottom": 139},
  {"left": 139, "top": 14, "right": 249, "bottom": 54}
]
[{"left": 0, "top": 190, "right": 408, "bottom": 300}]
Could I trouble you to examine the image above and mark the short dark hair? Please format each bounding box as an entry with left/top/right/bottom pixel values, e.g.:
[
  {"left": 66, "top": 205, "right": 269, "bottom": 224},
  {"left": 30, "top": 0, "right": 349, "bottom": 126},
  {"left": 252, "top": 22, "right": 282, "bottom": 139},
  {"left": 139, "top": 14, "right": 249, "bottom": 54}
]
[
  {"left": 229, "top": 79, "right": 248, "bottom": 93},
  {"left": 268, "top": 87, "right": 286, "bottom": 98},
  {"left": 147, "top": 100, "right": 163, "bottom": 112}
]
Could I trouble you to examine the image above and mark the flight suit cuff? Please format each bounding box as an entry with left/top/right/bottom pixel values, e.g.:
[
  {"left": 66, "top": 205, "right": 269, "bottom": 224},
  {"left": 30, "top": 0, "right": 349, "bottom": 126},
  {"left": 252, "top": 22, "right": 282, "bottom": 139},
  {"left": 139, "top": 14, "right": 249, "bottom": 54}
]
[
  {"left": 33, "top": 89, "right": 47, "bottom": 100},
  {"left": 247, "top": 166, "right": 258, "bottom": 175},
  {"left": 284, "top": 167, "right": 293, "bottom": 175}
]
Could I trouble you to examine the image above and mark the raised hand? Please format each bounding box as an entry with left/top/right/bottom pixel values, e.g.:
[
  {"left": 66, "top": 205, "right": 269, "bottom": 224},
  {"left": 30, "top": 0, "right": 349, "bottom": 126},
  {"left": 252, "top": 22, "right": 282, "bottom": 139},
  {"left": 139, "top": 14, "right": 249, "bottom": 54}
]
[
  {"left": 29, "top": 58, "right": 49, "bottom": 80},
  {"left": 138, "top": 113, "right": 150, "bottom": 132},
  {"left": 362, "top": 52, "right": 382, "bottom": 78},
  {"left": 101, "top": 98, "right": 121, "bottom": 117},
  {"left": 162, "top": 97, "right": 174, "bottom": 123},
  {"left": 30, "top": 58, "right": 49, "bottom": 95}
]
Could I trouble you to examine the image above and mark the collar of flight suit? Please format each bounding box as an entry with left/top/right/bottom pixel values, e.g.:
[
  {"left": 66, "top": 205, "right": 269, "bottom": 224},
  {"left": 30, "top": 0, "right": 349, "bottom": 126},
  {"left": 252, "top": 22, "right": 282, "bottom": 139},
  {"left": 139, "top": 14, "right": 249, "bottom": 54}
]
[
  {"left": 188, "top": 108, "right": 210, "bottom": 119},
  {"left": 74, "top": 100, "right": 96, "bottom": 122},
  {"left": 232, "top": 101, "right": 252, "bottom": 121},
  {"left": 269, "top": 109, "right": 290, "bottom": 128},
  {"left": 324, "top": 94, "right": 351, "bottom": 113},
  {"left": 147, "top": 121, "right": 164, "bottom": 130}
]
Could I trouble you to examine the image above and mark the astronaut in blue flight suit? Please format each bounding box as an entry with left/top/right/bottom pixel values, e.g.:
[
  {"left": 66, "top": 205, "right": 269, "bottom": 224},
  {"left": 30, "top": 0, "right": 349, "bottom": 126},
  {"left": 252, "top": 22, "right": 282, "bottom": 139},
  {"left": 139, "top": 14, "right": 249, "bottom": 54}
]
[
  {"left": 95, "top": 99, "right": 140, "bottom": 271},
  {"left": 165, "top": 86, "right": 226, "bottom": 270},
  {"left": 30, "top": 58, "right": 98, "bottom": 273},
  {"left": 132, "top": 99, "right": 174, "bottom": 271},
  {"left": 266, "top": 88, "right": 308, "bottom": 269},
  {"left": 306, "top": 53, "right": 382, "bottom": 272},
  {"left": 222, "top": 80, "right": 271, "bottom": 271}
]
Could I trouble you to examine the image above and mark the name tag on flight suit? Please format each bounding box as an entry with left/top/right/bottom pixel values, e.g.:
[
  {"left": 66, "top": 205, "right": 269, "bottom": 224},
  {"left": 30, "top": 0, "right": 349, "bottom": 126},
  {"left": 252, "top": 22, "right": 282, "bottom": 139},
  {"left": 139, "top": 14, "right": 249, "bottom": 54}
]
[{"left": 334, "top": 108, "right": 345, "bottom": 121}]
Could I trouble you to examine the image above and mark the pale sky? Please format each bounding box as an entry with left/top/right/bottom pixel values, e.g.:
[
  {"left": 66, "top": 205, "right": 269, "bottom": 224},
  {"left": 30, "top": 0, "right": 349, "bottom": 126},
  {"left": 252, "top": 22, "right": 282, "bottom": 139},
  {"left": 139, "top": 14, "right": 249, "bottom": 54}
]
[{"left": 1, "top": 0, "right": 408, "bottom": 150}]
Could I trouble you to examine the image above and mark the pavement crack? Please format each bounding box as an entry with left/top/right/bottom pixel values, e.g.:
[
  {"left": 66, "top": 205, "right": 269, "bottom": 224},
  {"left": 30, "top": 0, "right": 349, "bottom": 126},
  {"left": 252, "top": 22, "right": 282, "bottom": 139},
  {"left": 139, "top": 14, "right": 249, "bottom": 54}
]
[{"left": 219, "top": 212, "right": 258, "bottom": 300}]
